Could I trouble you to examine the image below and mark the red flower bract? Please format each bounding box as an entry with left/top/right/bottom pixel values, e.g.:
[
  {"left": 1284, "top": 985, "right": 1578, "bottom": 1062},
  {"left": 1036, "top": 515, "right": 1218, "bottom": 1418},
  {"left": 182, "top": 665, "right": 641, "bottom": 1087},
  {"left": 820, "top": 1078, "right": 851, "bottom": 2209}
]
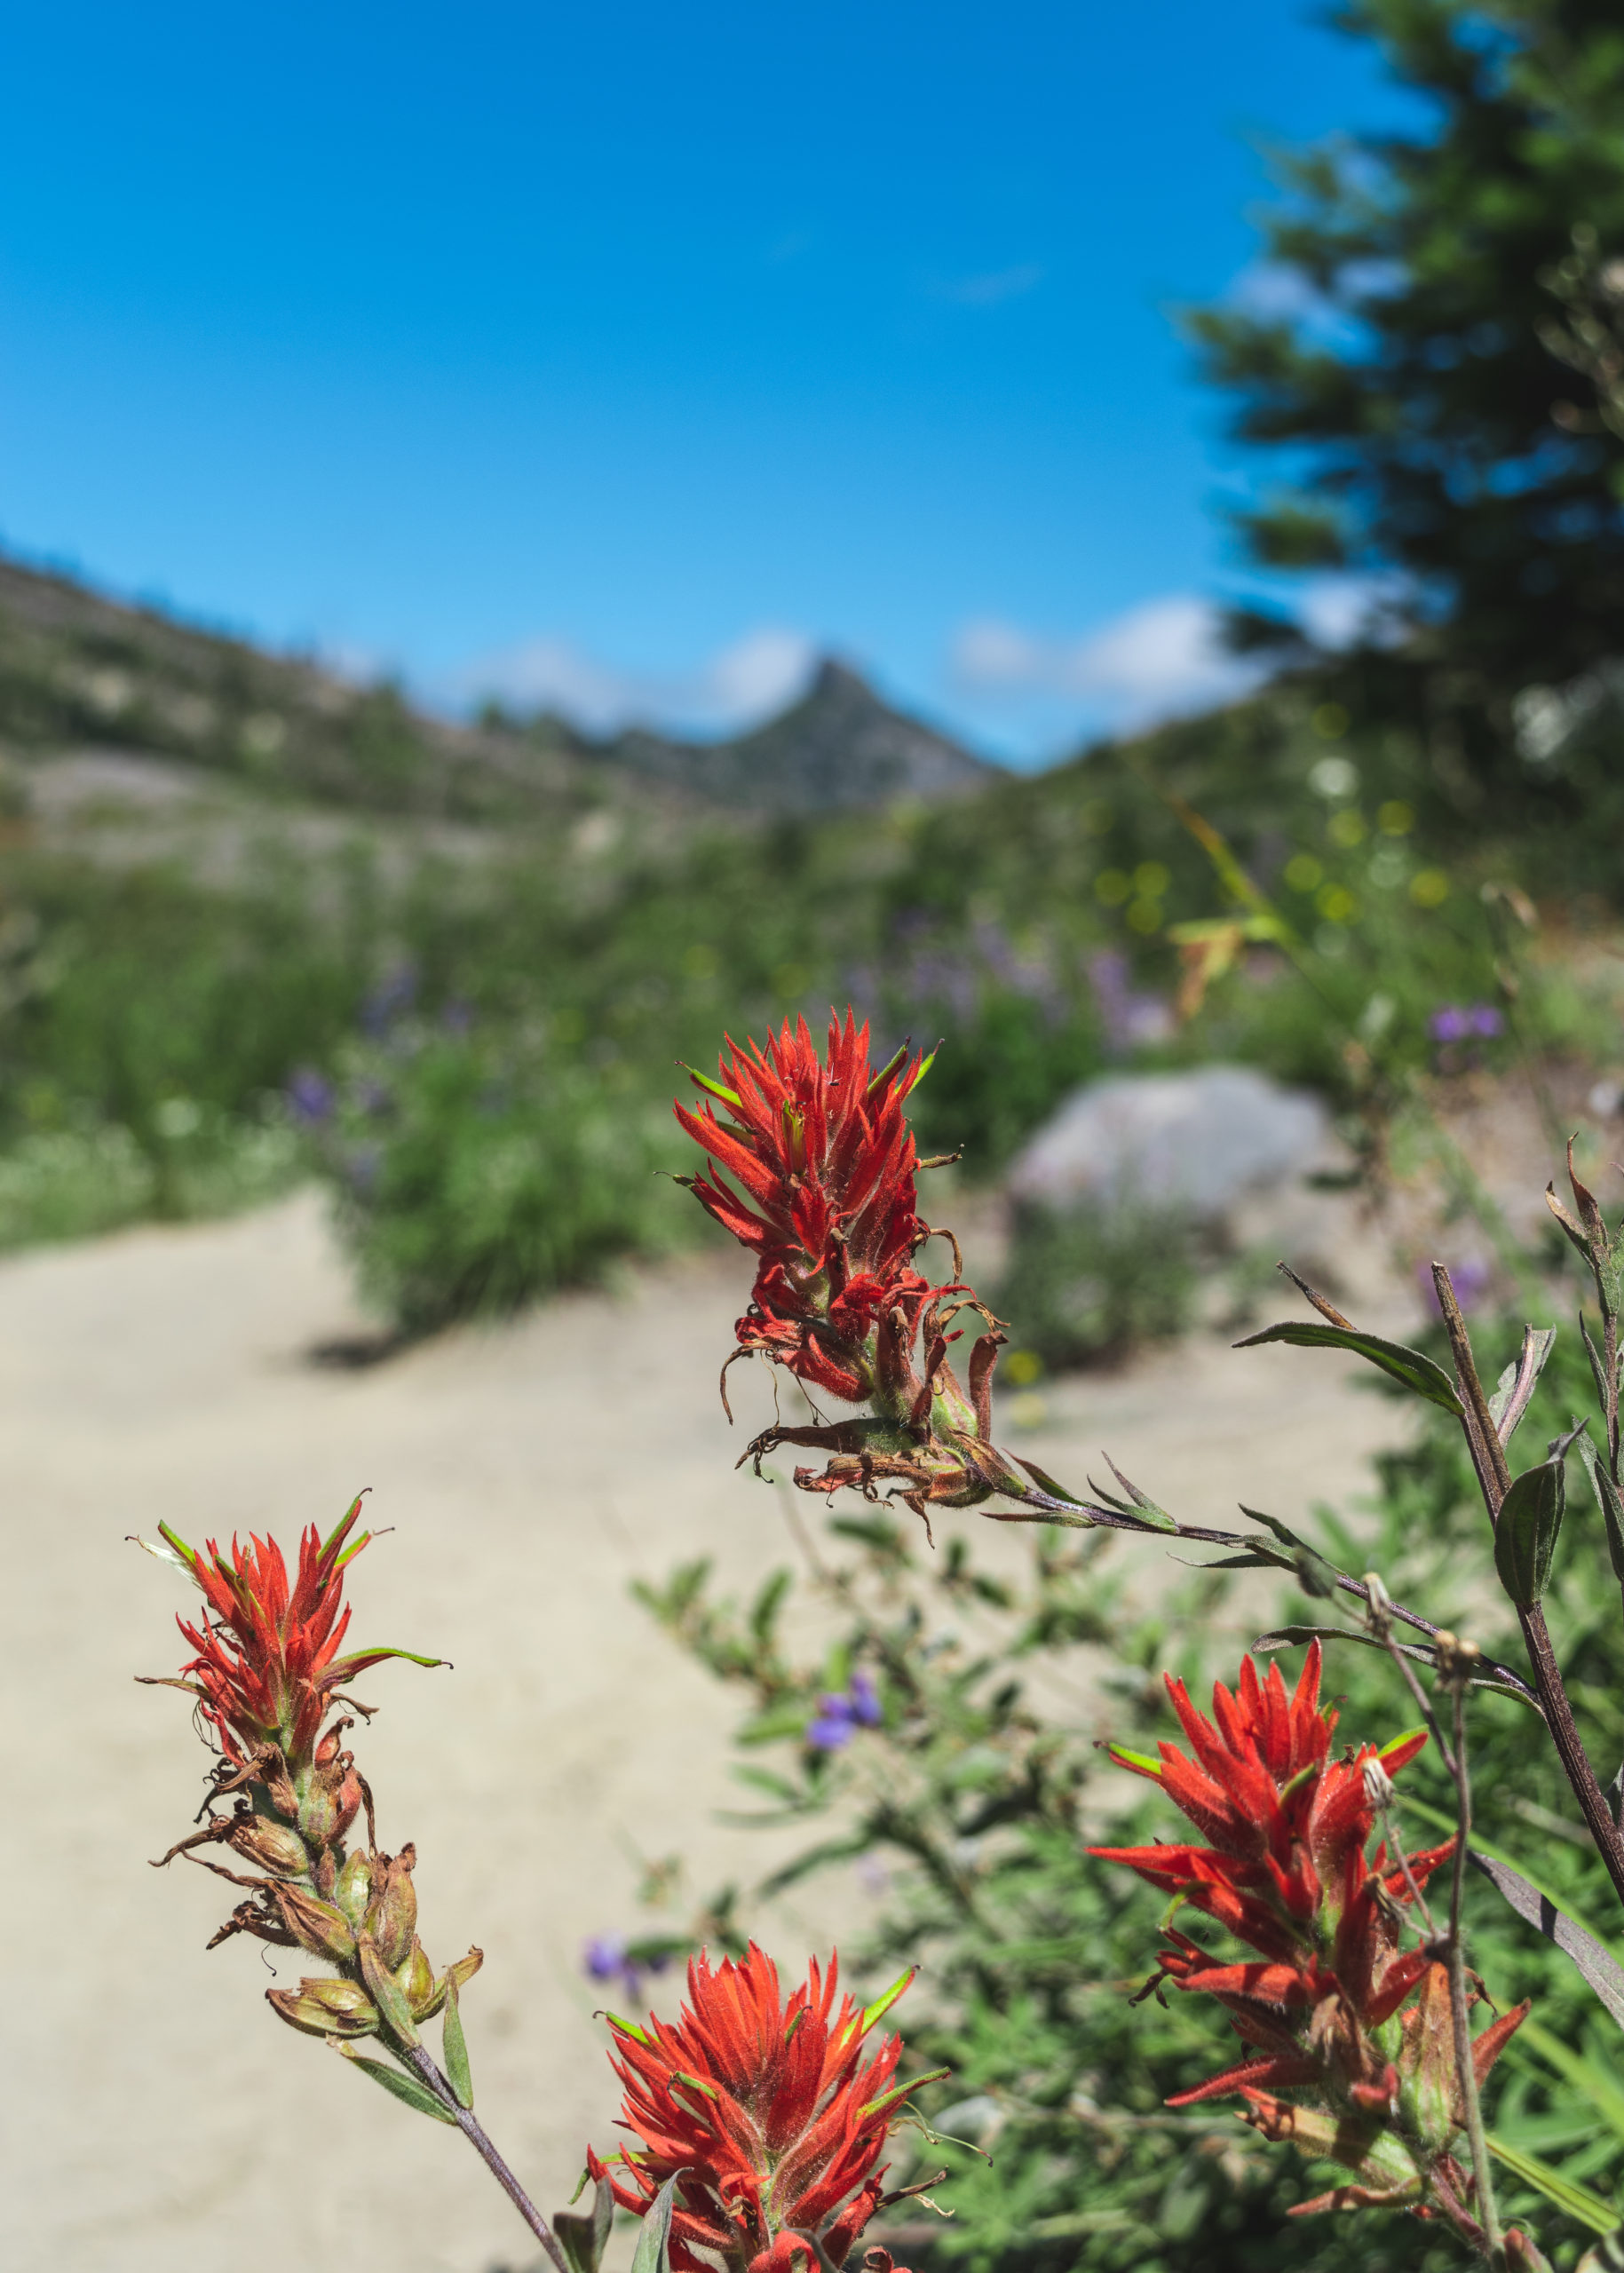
[
  {"left": 589, "top": 1944, "right": 934, "bottom": 2273},
  {"left": 675, "top": 1012, "right": 936, "bottom": 1404},
  {"left": 1089, "top": 1643, "right": 1527, "bottom": 2217},
  {"left": 161, "top": 1496, "right": 441, "bottom": 1770}
]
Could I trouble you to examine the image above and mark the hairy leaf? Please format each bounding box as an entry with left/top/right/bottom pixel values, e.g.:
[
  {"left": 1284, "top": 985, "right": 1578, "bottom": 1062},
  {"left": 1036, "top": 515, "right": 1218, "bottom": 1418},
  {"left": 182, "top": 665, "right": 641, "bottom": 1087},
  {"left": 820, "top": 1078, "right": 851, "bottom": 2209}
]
[{"left": 1233, "top": 1319, "right": 1463, "bottom": 1413}]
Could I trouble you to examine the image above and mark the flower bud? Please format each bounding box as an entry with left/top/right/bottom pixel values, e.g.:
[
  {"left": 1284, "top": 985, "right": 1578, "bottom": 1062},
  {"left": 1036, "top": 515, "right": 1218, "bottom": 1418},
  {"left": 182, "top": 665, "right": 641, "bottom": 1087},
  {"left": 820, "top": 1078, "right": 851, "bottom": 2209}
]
[
  {"left": 362, "top": 1844, "right": 418, "bottom": 1969},
  {"left": 228, "top": 1816, "right": 310, "bottom": 1876},
  {"left": 417, "top": 1944, "right": 485, "bottom": 2021},
  {"left": 272, "top": 1882, "right": 358, "bottom": 1963},
  {"left": 267, "top": 1975, "right": 379, "bottom": 2039},
  {"left": 398, "top": 1936, "right": 437, "bottom": 2017},
  {"left": 297, "top": 1756, "right": 362, "bottom": 1848},
  {"left": 333, "top": 1847, "right": 373, "bottom": 1928}
]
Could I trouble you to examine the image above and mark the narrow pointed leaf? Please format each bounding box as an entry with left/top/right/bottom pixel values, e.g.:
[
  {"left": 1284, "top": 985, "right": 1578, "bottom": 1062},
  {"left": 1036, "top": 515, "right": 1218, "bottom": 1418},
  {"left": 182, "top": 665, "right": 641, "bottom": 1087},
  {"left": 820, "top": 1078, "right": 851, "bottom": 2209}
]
[
  {"left": 1234, "top": 1320, "right": 1462, "bottom": 1414},
  {"left": 1576, "top": 1426, "right": 1624, "bottom": 1585},
  {"left": 1486, "top": 2134, "right": 1617, "bottom": 2235},
  {"left": 1522, "top": 2018, "right": 1624, "bottom": 2142},
  {"left": 556, "top": 2175, "right": 615, "bottom": 2273},
  {"left": 1582, "top": 1309, "right": 1612, "bottom": 1414},
  {"left": 860, "top": 1966, "right": 917, "bottom": 2036},
  {"left": 678, "top": 1063, "right": 742, "bottom": 1110},
  {"left": 359, "top": 1936, "right": 421, "bottom": 2047},
  {"left": 1489, "top": 1327, "right": 1557, "bottom": 1445},
  {"left": 1470, "top": 1852, "right": 1624, "bottom": 2031},
  {"left": 331, "top": 2040, "right": 457, "bottom": 2122},
  {"left": 630, "top": 2172, "right": 684, "bottom": 2273},
  {"left": 1099, "top": 1454, "right": 1177, "bottom": 1531},
  {"left": 441, "top": 1969, "right": 473, "bottom": 2109},
  {"left": 1237, "top": 1505, "right": 1338, "bottom": 1596},
  {"left": 865, "top": 1041, "right": 911, "bottom": 1100},
  {"left": 1012, "top": 1454, "right": 1097, "bottom": 1513}
]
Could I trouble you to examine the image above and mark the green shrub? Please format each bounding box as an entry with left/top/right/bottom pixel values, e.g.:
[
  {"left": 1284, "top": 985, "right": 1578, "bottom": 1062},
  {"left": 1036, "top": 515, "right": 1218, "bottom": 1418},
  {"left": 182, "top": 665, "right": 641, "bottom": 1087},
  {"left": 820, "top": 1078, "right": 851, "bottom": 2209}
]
[
  {"left": 311, "top": 1021, "right": 702, "bottom": 1336},
  {"left": 995, "top": 1194, "right": 1200, "bottom": 1368}
]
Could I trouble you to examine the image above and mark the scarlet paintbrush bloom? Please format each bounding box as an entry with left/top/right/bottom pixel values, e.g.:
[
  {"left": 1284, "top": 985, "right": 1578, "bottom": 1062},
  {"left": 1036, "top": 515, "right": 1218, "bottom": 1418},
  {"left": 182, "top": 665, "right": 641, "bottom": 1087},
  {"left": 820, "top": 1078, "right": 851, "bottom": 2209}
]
[
  {"left": 676, "top": 1011, "right": 940, "bottom": 1405},
  {"left": 160, "top": 1496, "right": 442, "bottom": 1771},
  {"left": 1091, "top": 1643, "right": 1527, "bottom": 2217},
  {"left": 588, "top": 1943, "right": 941, "bottom": 2273},
  {"left": 142, "top": 1497, "right": 483, "bottom": 2061}
]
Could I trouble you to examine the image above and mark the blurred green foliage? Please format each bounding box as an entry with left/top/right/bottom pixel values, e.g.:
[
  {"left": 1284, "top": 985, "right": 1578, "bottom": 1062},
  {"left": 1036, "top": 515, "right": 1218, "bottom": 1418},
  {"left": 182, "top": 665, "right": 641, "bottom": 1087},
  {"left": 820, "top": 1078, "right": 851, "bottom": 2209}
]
[{"left": 0, "top": 685, "right": 1612, "bottom": 1323}]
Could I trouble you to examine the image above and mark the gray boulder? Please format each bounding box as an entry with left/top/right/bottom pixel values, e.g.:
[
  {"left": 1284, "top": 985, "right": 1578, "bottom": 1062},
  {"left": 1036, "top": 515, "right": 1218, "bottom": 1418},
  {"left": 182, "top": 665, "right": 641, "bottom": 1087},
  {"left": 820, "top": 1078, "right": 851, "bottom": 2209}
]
[{"left": 1007, "top": 1065, "right": 1332, "bottom": 1222}]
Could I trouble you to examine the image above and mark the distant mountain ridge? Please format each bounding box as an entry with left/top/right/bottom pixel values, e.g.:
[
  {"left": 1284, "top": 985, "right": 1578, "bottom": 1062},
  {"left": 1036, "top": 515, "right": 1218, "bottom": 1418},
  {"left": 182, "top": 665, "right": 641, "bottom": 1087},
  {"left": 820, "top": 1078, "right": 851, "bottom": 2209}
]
[
  {"left": 576, "top": 658, "right": 996, "bottom": 813},
  {"left": 0, "top": 554, "right": 1000, "bottom": 822}
]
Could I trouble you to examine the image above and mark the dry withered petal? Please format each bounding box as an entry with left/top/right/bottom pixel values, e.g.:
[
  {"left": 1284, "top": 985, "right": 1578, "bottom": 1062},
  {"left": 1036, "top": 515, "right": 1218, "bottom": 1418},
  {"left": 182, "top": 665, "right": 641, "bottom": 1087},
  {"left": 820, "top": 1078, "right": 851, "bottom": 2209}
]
[{"left": 361, "top": 1844, "right": 419, "bottom": 1969}]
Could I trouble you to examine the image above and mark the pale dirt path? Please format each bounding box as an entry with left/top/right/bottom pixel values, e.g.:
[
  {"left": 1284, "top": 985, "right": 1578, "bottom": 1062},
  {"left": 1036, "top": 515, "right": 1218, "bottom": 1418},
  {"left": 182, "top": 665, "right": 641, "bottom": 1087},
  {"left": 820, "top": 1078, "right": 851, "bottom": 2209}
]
[{"left": 3, "top": 1190, "right": 1419, "bottom": 2273}]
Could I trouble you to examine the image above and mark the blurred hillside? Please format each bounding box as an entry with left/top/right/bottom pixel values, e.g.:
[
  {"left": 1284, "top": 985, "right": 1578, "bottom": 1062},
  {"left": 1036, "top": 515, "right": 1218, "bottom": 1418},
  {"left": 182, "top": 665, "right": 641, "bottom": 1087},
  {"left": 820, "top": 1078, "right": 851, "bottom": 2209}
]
[{"left": 0, "top": 555, "right": 993, "bottom": 829}]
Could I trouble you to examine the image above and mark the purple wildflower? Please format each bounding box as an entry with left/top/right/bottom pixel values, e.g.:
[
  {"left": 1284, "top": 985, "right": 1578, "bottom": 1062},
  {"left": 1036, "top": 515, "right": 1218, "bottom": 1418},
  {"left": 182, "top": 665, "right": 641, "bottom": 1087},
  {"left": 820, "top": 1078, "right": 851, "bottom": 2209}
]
[
  {"left": 1429, "top": 1003, "right": 1502, "bottom": 1045},
  {"left": 805, "top": 1673, "right": 883, "bottom": 1751},
  {"left": 805, "top": 1698, "right": 856, "bottom": 1752},
  {"left": 286, "top": 1067, "right": 335, "bottom": 1125},
  {"left": 581, "top": 1934, "right": 669, "bottom": 2001}
]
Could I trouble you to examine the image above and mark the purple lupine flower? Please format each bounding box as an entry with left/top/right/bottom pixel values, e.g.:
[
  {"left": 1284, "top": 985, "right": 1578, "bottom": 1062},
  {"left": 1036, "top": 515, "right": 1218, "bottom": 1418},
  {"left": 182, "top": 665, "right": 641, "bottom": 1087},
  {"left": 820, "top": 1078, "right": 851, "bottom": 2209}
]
[
  {"left": 806, "top": 1673, "right": 882, "bottom": 1750},
  {"left": 286, "top": 1067, "right": 335, "bottom": 1124},
  {"left": 805, "top": 1695, "right": 856, "bottom": 1752},
  {"left": 1468, "top": 1004, "right": 1504, "bottom": 1038},
  {"left": 581, "top": 1934, "right": 669, "bottom": 2000},
  {"left": 1429, "top": 1006, "right": 1470, "bottom": 1042}
]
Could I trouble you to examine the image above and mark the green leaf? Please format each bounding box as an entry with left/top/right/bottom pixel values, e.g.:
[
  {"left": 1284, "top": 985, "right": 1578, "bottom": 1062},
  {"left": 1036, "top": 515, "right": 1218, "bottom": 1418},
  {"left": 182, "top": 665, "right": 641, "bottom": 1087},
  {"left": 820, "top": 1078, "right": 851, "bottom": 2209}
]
[
  {"left": 331, "top": 2041, "right": 457, "bottom": 2123},
  {"left": 1233, "top": 1320, "right": 1463, "bottom": 1414},
  {"left": 1470, "top": 1850, "right": 1624, "bottom": 2031},
  {"left": 1010, "top": 1454, "right": 1096, "bottom": 1513},
  {"left": 359, "top": 1936, "right": 422, "bottom": 2047},
  {"left": 1521, "top": 2018, "right": 1624, "bottom": 2145},
  {"left": 555, "top": 2175, "right": 615, "bottom": 2273},
  {"left": 859, "top": 1966, "right": 917, "bottom": 2036},
  {"left": 1576, "top": 1425, "right": 1624, "bottom": 1585},
  {"left": 678, "top": 1063, "right": 741, "bottom": 1110},
  {"left": 441, "top": 1969, "right": 473, "bottom": 2109},
  {"left": 630, "top": 2172, "right": 685, "bottom": 2273},
  {"left": 1493, "top": 1436, "right": 1580, "bottom": 1609},
  {"left": 1487, "top": 2134, "right": 1617, "bottom": 2234},
  {"left": 1236, "top": 1505, "right": 1338, "bottom": 1596}
]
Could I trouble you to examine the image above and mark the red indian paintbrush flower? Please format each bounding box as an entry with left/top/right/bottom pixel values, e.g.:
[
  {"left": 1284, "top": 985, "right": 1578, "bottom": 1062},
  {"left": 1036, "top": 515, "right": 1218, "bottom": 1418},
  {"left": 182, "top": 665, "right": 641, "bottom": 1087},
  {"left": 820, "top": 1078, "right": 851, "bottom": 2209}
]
[
  {"left": 588, "top": 1943, "right": 942, "bottom": 2273},
  {"left": 155, "top": 1496, "right": 443, "bottom": 1771},
  {"left": 675, "top": 1011, "right": 938, "bottom": 1405},
  {"left": 1090, "top": 1643, "right": 1527, "bottom": 2217}
]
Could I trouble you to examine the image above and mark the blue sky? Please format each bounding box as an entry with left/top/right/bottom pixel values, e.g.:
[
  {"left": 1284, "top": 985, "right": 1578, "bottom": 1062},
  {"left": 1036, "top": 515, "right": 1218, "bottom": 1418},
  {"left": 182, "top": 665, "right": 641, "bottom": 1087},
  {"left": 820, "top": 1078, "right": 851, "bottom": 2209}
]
[{"left": 0, "top": 3, "right": 1410, "bottom": 762}]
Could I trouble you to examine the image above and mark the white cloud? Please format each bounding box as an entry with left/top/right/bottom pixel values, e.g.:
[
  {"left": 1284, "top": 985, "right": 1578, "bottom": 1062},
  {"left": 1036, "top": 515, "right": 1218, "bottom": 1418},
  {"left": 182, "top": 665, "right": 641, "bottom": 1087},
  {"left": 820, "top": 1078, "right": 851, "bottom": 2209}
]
[
  {"left": 952, "top": 595, "right": 1264, "bottom": 727},
  {"left": 461, "top": 625, "right": 817, "bottom": 736}
]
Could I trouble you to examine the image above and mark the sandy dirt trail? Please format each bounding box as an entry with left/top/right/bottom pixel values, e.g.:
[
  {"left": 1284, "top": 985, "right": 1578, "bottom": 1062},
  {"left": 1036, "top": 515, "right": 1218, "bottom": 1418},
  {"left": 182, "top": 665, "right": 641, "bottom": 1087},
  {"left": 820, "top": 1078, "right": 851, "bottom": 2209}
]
[{"left": 4, "top": 1189, "right": 1417, "bottom": 2273}]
